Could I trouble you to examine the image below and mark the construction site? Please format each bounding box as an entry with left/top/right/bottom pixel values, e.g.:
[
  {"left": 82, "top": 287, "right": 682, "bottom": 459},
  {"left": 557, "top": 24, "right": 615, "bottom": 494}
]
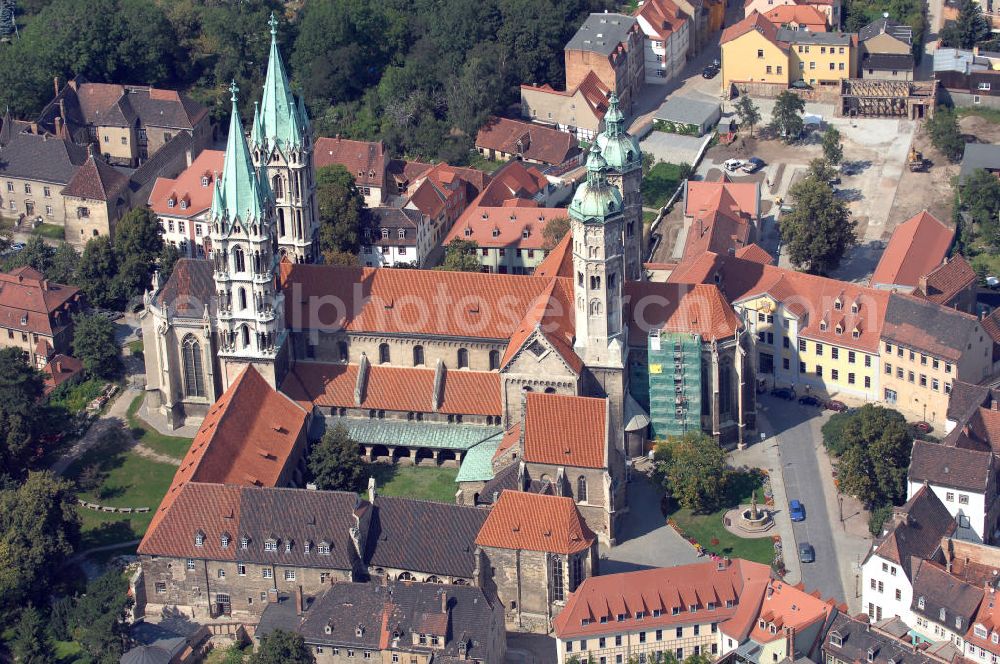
[{"left": 838, "top": 79, "right": 937, "bottom": 119}]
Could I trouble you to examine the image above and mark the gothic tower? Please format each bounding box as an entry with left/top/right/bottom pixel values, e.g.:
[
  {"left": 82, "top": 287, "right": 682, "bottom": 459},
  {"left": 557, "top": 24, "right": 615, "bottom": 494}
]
[
  {"left": 250, "top": 13, "right": 319, "bottom": 263},
  {"left": 569, "top": 143, "right": 627, "bottom": 437},
  {"left": 210, "top": 82, "right": 288, "bottom": 390},
  {"left": 595, "top": 93, "right": 643, "bottom": 281}
]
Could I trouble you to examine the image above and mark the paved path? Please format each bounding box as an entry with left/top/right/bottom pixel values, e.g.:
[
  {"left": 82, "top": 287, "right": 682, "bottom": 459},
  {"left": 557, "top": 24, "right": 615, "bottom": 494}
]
[
  {"left": 49, "top": 385, "right": 139, "bottom": 476},
  {"left": 132, "top": 441, "right": 182, "bottom": 466}
]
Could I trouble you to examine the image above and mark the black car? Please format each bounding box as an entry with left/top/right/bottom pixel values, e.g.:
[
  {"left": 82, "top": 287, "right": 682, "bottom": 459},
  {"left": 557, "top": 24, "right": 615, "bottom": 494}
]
[
  {"left": 702, "top": 65, "right": 719, "bottom": 79},
  {"left": 798, "top": 395, "right": 821, "bottom": 406},
  {"left": 770, "top": 387, "right": 794, "bottom": 400},
  {"left": 798, "top": 542, "right": 815, "bottom": 563}
]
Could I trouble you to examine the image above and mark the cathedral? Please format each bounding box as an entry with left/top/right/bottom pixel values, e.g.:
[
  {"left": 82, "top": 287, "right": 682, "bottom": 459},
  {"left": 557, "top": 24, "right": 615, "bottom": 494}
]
[{"left": 141, "top": 17, "right": 756, "bottom": 545}]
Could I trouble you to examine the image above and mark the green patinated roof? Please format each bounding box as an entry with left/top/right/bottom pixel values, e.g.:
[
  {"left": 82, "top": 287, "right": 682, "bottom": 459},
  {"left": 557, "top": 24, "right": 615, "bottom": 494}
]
[
  {"left": 596, "top": 93, "right": 640, "bottom": 172},
  {"left": 211, "top": 83, "right": 269, "bottom": 224},
  {"left": 335, "top": 418, "right": 503, "bottom": 451},
  {"left": 258, "top": 13, "right": 308, "bottom": 153},
  {"left": 455, "top": 434, "right": 504, "bottom": 483},
  {"left": 569, "top": 142, "right": 624, "bottom": 223}
]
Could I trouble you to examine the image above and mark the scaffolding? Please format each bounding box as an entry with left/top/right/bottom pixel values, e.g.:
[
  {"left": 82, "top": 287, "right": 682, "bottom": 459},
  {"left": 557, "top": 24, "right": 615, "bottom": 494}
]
[
  {"left": 839, "top": 79, "right": 936, "bottom": 119},
  {"left": 647, "top": 330, "right": 702, "bottom": 441}
]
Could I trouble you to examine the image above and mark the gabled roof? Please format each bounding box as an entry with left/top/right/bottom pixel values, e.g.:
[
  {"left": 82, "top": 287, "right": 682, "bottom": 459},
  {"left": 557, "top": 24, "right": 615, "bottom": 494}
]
[
  {"left": 476, "top": 161, "right": 549, "bottom": 206},
  {"left": 735, "top": 243, "right": 775, "bottom": 265},
  {"left": 499, "top": 276, "right": 581, "bottom": 373},
  {"left": 912, "top": 255, "right": 976, "bottom": 306},
  {"left": 566, "top": 13, "right": 640, "bottom": 57},
  {"left": 869, "top": 485, "right": 956, "bottom": 578},
  {"left": 635, "top": 0, "right": 690, "bottom": 40},
  {"left": 880, "top": 293, "right": 981, "bottom": 361},
  {"left": 0, "top": 266, "right": 81, "bottom": 337},
  {"left": 862, "top": 53, "right": 915, "bottom": 71},
  {"left": 624, "top": 281, "right": 742, "bottom": 342},
  {"left": 523, "top": 392, "right": 607, "bottom": 469},
  {"left": 370, "top": 207, "right": 422, "bottom": 247},
  {"left": 871, "top": 211, "right": 954, "bottom": 290},
  {"left": 910, "top": 558, "right": 984, "bottom": 630},
  {"left": 534, "top": 232, "right": 574, "bottom": 278},
  {"left": 859, "top": 16, "right": 913, "bottom": 44},
  {"left": 475, "top": 117, "right": 577, "bottom": 166},
  {"left": 960, "top": 143, "right": 1000, "bottom": 183},
  {"left": 0, "top": 131, "right": 89, "bottom": 185},
  {"left": 520, "top": 70, "right": 611, "bottom": 124},
  {"left": 42, "top": 354, "right": 84, "bottom": 396},
  {"left": 148, "top": 149, "right": 225, "bottom": 218},
  {"left": 43, "top": 80, "right": 208, "bottom": 134},
  {"left": 721, "top": 11, "right": 786, "bottom": 51},
  {"left": 314, "top": 137, "right": 386, "bottom": 188},
  {"left": 763, "top": 3, "right": 828, "bottom": 30},
  {"left": 61, "top": 154, "right": 129, "bottom": 202},
  {"left": 908, "top": 439, "right": 992, "bottom": 493},
  {"left": 747, "top": 579, "right": 836, "bottom": 644},
  {"left": 445, "top": 200, "right": 566, "bottom": 250},
  {"left": 476, "top": 492, "right": 595, "bottom": 554}
]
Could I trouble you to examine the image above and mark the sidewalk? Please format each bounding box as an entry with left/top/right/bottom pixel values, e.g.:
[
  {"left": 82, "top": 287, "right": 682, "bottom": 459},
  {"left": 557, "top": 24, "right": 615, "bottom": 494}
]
[{"left": 50, "top": 385, "right": 138, "bottom": 476}]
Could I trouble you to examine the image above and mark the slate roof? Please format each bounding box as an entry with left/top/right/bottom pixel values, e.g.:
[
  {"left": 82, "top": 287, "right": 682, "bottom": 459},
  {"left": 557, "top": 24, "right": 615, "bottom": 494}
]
[
  {"left": 862, "top": 53, "right": 915, "bottom": 71},
  {"left": 0, "top": 132, "right": 89, "bottom": 185},
  {"left": 823, "top": 613, "right": 940, "bottom": 664},
  {"left": 566, "top": 13, "right": 640, "bottom": 56},
  {"left": 475, "top": 117, "right": 578, "bottom": 166},
  {"left": 365, "top": 496, "right": 488, "bottom": 579},
  {"left": 871, "top": 211, "right": 954, "bottom": 290},
  {"left": 910, "top": 558, "right": 984, "bottom": 631},
  {"left": 913, "top": 255, "right": 976, "bottom": 306},
  {"left": 946, "top": 380, "right": 996, "bottom": 424},
  {"left": 155, "top": 258, "right": 215, "bottom": 317},
  {"left": 370, "top": 207, "right": 422, "bottom": 247},
  {"left": 868, "top": 485, "right": 955, "bottom": 579},
  {"left": 859, "top": 17, "right": 913, "bottom": 44},
  {"left": 476, "top": 492, "right": 595, "bottom": 554},
  {"left": 776, "top": 28, "right": 854, "bottom": 45},
  {"left": 47, "top": 81, "right": 208, "bottom": 132},
  {"left": 61, "top": 154, "right": 130, "bottom": 201},
  {"left": 959, "top": 143, "right": 1000, "bottom": 183},
  {"left": 881, "top": 293, "right": 981, "bottom": 362},
  {"left": 908, "top": 439, "right": 992, "bottom": 493},
  {"left": 523, "top": 392, "right": 608, "bottom": 469}
]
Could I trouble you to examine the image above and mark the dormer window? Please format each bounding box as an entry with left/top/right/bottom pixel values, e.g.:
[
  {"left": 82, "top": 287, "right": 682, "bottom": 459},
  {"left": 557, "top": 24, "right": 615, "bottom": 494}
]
[
  {"left": 180, "top": 200, "right": 188, "bottom": 210},
  {"left": 285, "top": 540, "right": 292, "bottom": 553},
  {"left": 851, "top": 302, "right": 859, "bottom": 314},
  {"left": 956, "top": 617, "right": 963, "bottom": 630},
  {"left": 820, "top": 321, "right": 828, "bottom": 331},
  {"left": 201, "top": 176, "right": 209, "bottom": 187},
  {"left": 991, "top": 632, "right": 998, "bottom": 644},
  {"left": 769, "top": 624, "right": 777, "bottom": 634},
  {"left": 356, "top": 625, "right": 365, "bottom": 638},
  {"left": 464, "top": 227, "right": 473, "bottom": 237},
  {"left": 918, "top": 596, "right": 925, "bottom": 609},
  {"left": 835, "top": 324, "right": 843, "bottom": 334},
  {"left": 522, "top": 229, "right": 530, "bottom": 239},
  {"left": 977, "top": 625, "right": 990, "bottom": 639},
  {"left": 867, "top": 648, "right": 875, "bottom": 663},
  {"left": 381, "top": 228, "right": 389, "bottom": 239},
  {"left": 264, "top": 538, "right": 278, "bottom": 552},
  {"left": 940, "top": 608, "right": 947, "bottom": 621},
  {"left": 240, "top": 535, "right": 249, "bottom": 549},
  {"left": 20, "top": 314, "right": 27, "bottom": 326},
  {"left": 829, "top": 631, "right": 843, "bottom": 647},
  {"left": 398, "top": 228, "right": 405, "bottom": 239},
  {"left": 221, "top": 533, "right": 230, "bottom": 549},
  {"left": 852, "top": 328, "right": 861, "bottom": 340},
  {"left": 325, "top": 624, "right": 333, "bottom": 635},
  {"left": 492, "top": 228, "right": 500, "bottom": 238},
  {"left": 318, "top": 541, "right": 331, "bottom": 555},
  {"left": 834, "top": 299, "right": 843, "bottom": 310},
  {"left": 304, "top": 540, "right": 312, "bottom": 554},
  {"left": 167, "top": 197, "right": 175, "bottom": 208},
  {"left": 194, "top": 530, "right": 205, "bottom": 547}
]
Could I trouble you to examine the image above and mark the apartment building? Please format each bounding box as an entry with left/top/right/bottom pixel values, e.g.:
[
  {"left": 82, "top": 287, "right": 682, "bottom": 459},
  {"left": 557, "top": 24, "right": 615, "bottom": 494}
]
[
  {"left": 634, "top": 0, "right": 691, "bottom": 84},
  {"left": 360, "top": 207, "right": 428, "bottom": 267},
  {"left": 781, "top": 29, "right": 857, "bottom": 85},
  {"left": 148, "top": 149, "right": 224, "bottom": 258},
  {"left": 565, "top": 13, "right": 645, "bottom": 113},
  {"left": 313, "top": 137, "right": 387, "bottom": 208},
  {"left": 520, "top": 72, "right": 610, "bottom": 142},
  {"left": 720, "top": 13, "right": 791, "bottom": 90}
]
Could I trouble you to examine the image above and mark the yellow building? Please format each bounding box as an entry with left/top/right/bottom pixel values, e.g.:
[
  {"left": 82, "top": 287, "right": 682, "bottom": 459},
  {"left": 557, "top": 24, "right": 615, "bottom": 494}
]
[
  {"left": 781, "top": 28, "right": 858, "bottom": 86},
  {"left": 720, "top": 12, "right": 791, "bottom": 92}
]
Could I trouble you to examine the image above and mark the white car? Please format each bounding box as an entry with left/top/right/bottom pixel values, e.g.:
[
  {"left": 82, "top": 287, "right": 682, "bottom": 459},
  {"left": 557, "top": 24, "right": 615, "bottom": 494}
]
[{"left": 723, "top": 159, "right": 745, "bottom": 172}]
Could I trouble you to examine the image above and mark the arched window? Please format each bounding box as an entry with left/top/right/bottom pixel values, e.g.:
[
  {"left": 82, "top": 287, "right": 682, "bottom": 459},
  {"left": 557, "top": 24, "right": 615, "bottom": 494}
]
[
  {"left": 545, "top": 387, "right": 556, "bottom": 394},
  {"left": 577, "top": 476, "right": 588, "bottom": 503},
  {"left": 238, "top": 287, "right": 248, "bottom": 311},
  {"left": 489, "top": 350, "right": 500, "bottom": 371},
  {"left": 379, "top": 343, "right": 390, "bottom": 364},
  {"left": 272, "top": 175, "right": 284, "bottom": 199},
  {"left": 589, "top": 299, "right": 602, "bottom": 317},
  {"left": 278, "top": 208, "right": 286, "bottom": 236},
  {"left": 241, "top": 325, "right": 251, "bottom": 349},
  {"left": 413, "top": 345, "right": 424, "bottom": 366},
  {"left": 181, "top": 335, "right": 205, "bottom": 397},
  {"left": 233, "top": 245, "right": 246, "bottom": 273},
  {"left": 398, "top": 571, "right": 414, "bottom": 582},
  {"left": 457, "top": 348, "right": 469, "bottom": 369},
  {"left": 338, "top": 341, "right": 349, "bottom": 363}
]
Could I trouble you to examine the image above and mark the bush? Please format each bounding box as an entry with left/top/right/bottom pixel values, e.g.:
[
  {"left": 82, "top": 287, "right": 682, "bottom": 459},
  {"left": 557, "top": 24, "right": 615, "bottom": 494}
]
[
  {"left": 821, "top": 412, "right": 852, "bottom": 456},
  {"left": 869, "top": 504, "right": 893, "bottom": 536}
]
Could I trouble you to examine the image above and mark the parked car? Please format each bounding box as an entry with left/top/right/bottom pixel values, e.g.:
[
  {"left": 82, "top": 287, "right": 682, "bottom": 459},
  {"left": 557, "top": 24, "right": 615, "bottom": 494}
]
[
  {"left": 770, "top": 387, "right": 795, "bottom": 400},
  {"left": 791, "top": 80, "right": 812, "bottom": 90},
  {"left": 798, "top": 395, "right": 822, "bottom": 406},
  {"left": 9, "top": 242, "right": 24, "bottom": 252},
  {"left": 723, "top": 158, "right": 745, "bottom": 172},
  {"left": 913, "top": 421, "right": 933, "bottom": 434},
  {"left": 702, "top": 64, "right": 719, "bottom": 79},
  {"left": 798, "top": 542, "right": 815, "bottom": 563},
  {"left": 742, "top": 157, "right": 765, "bottom": 173},
  {"left": 789, "top": 499, "right": 806, "bottom": 522},
  {"left": 986, "top": 275, "right": 999, "bottom": 289},
  {"left": 826, "top": 400, "right": 848, "bottom": 412},
  {"left": 712, "top": 58, "right": 721, "bottom": 68}
]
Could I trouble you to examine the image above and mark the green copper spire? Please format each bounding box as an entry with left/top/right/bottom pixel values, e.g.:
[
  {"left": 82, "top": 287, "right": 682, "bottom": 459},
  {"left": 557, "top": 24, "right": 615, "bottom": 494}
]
[
  {"left": 596, "top": 93, "right": 641, "bottom": 173},
  {"left": 250, "top": 101, "right": 263, "bottom": 149},
  {"left": 211, "top": 82, "right": 268, "bottom": 225},
  {"left": 258, "top": 12, "right": 307, "bottom": 152},
  {"left": 569, "top": 143, "right": 623, "bottom": 223}
]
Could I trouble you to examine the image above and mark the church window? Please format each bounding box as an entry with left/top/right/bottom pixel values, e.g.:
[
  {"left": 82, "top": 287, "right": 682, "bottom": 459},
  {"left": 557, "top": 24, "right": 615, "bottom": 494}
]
[
  {"left": 238, "top": 288, "right": 248, "bottom": 311},
  {"left": 338, "top": 341, "right": 349, "bottom": 363},
  {"left": 278, "top": 209, "right": 286, "bottom": 236},
  {"left": 589, "top": 299, "right": 602, "bottom": 317},
  {"left": 577, "top": 476, "right": 588, "bottom": 503},
  {"left": 181, "top": 335, "right": 205, "bottom": 397},
  {"left": 577, "top": 272, "right": 584, "bottom": 287},
  {"left": 590, "top": 275, "right": 601, "bottom": 290},
  {"left": 272, "top": 175, "right": 284, "bottom": 199},
  {"left": 550, "top": 555, "right": 565, "bottom": 602},
  {"left": 570, "top": 555, "right": 584, "bottom": 591},
  {"left": 379, "top": 343, "right": 390, "bottom": 364},
  {"left": 413, "top": 345, "right": 425, "bottom": 366},
  {"left": 457, "top": 348, "right": 469, "bottom": 369},
  {"left": 241, "top": 325, "right": 251, "bottom": 349},
  {"left": 544, "top": 387, "right": 556, "bottom": 394},
  {"left": 489, "top": 350, "right": 500, "bottom": 371},
  {"left": 233, "top": 245, "right": 246, "bottom": 273}
]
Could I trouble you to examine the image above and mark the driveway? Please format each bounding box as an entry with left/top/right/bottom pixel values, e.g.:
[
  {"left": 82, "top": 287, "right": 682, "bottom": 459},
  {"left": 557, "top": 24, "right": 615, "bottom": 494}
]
[
  {"left": 601, "top": 473, "right": 702, "bottom": 574},
  {"left": 641, "top": 131, "right": 706, "bottom": 166}
]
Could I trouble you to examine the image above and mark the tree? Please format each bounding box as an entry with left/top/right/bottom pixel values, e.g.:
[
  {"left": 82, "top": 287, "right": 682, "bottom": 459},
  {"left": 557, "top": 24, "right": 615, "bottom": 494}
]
[
  {"left": 11, "top": 605, "right": 54, "bottom": 664},
  {"left": 868, "top": 504, "right": 894, "bottom": 536},
  {"left": 961, "top": 168, "right": 1000, "bottom": 248},
  {"left": 734, "top": 95, "right": 761, "bottom": 137},
  {"left": 307, "top": 423, "right": 366, "bottom": 492},
  {"left": 7, "top": 236, "right": 54, "bottom": 274},
  {"left": 770, "top": 91, "right": 805, "bottom": 143},
  {"left": 47, "top": 244, "right": 80, "bottom": 285},
  {"left": 114, "top": 207, "right": 163, "bottom": 265},
  {"left": 72, "top": 313, "right": 122, "bottom": 379},
  {"left": 821, "top": 126, "right": 843, "bottom": 165},
  {"left": 0, "top": 472, "right": 81, "bottom": 616},
  {"left": 324, "top": 249, "right": 361, "bottom": 266},
  {"left": 70, "top": 569, "right": 132, "bottom": 663},
  {"left": 779, "top": 174, "right": 857, "bottom": 274},
  {"left": 76, "top": 236, "right": 119, "bottom": 310},
  {"left": 439, "top": 238, "right": 482, "bottom": 272},
  {"left": 157, "top": 243, "right": 181, "bottom": 285},
  {"left": 543, "top": 216, "right": 571, "bottom": 250},
  {"left": 654, "top": 432, "right": 728, "bottom": 513},
  {"left": 942, "top": 0, "right": 990, "bottom": 48},
  {"left": 835, "top": 405, "right": 912, "bottom": 508},
  {"left": 678, "top": 162, "right": 695, "bottom": 181},
  {"left": 0, "top": 349, "right": 45, "bottom": 476},
  {"left": 807, "top": 157, "right": 838, "bottom": 183},
  {"left": 248, "top": 629, "right": 315, "bottom": 664},
  {"left": 642, "top": 152, "right": 656, "bottom": 176},
  {"left": 316, "top": 164, "right": 372, "bottom": 259},
  {"left": 926, "top": 106, "right": 965, "bottom": 162}
]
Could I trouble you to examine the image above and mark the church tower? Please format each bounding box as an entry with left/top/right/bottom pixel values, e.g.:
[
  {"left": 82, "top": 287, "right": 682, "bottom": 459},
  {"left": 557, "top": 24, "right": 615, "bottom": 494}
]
[
  {"left": 570, "top": 143, "right": 627, "bottom": 437},
  {"left": 250, "top": 13, "right": 318, "bottom": 263},
  {"left": 595, "top": 94, "right": 643, "bottom": 281},
  {"left": 210, "top": 82, "right": 288, "bottom": 390}
]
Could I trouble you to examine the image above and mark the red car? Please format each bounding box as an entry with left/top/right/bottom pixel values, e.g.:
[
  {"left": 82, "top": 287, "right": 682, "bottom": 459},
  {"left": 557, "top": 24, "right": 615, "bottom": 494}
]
[
  {"left": 826, "top": 400, "right": 848, "bottom": 412},
  {"left": 913, "top": 421, "right": 932, "bottom": 434}
]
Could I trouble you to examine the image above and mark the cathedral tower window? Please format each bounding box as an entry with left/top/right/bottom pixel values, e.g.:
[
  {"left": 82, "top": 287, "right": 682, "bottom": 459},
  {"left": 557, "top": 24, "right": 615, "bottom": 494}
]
[
  {"left": 577, "top": 476, "right": 588, "bottom": 503},
  {"left": 457, "top": 348, "right": 469, "bottom": 369},
  {"left": 413, "top": 345, "right": 424, "bottom": 367},
  {"left": 241, "top": 325, "right": 251, "bottom": 349},
  {"left": 238, "top": 288, "right": 248, "bottom": 311},
  {"left": 489, "top": 350, "right": 500, "bottom": 371},
  {"left": 379, "top": 343, "right": 390, "bottom": 364},
  {"left": 233, "top": 245, "right": 246, "bottom": 273},
  {"left": 272, "top": 175, "right": 284, "bottom": 199},
  {"left": 181, "top": 335, "right": 205, "bottom": 397},
  {"left": 278, "top": 209, "right": 286, "bottom": 236}
]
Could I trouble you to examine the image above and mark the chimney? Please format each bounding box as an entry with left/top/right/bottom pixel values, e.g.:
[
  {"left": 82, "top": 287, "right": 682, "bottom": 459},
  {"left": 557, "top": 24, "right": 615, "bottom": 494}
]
[
  {"left": 185, "top": 148, "right": 193, "bottom": 168},
  {"left": 992, "top": 398, "right": 999, "bottom": 412},
  {"left": 53, "top": 76, "right": 60, "bottom": 97},
  {"left": 441, "top": 590, "right": 448, "bottom": 614},
  {"left": 54, "top": 116, "right": 63, "bottom": 137},
  {"left": 296, "top": 585, "right": 304, "bottom": 615},
  {"left": 368, "top": 476, "right": 376, "bottom": 504}
]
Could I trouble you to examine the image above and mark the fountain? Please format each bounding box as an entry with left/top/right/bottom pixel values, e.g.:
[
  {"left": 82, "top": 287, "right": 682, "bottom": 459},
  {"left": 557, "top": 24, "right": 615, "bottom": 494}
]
[{"left": 735, "top": 493, "right": 774, "bottom": 533}]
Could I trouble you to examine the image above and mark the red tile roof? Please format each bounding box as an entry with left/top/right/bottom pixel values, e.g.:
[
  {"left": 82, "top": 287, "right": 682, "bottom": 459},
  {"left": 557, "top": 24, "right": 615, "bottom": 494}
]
[
  {"left": 721, "top": 11, "right": 786, "bottom": 50},
  {"left": 405, "top": 178, "right": 447, "bottom": 219},
  {"left": 635, "top": 0, "right": 690, "bottom": 40},
  {"left": 499, "top": 277, "right": 582, "bottom": 373},
  {"left": 314, "top": 137, "right": 386, "bottom": 188},
  {"left": 747, "top": 580, "right": 836, "bottom": 644},
  {"left": 477, "top": 162, "right": 549, "bottom": 207},
  {"left": 967, "top": 589, "right": 1000, "bottom": 657},
  {"left": 520, "top": 71, "right": 611, "bottom": 125},
  {"left": 871, "top": 211, "right": 955, "bottom": 290},
  {"left": 475, "top": 117, "right": 578, "bottom": 166},
  {"left": 148, "top": 150, "right": 224, "bottom": 218},
  {"left": 523, "top": 392, "right": 607, "bottom": 469},
  {"left": 533, "top": 232, "right": 574, "bottom": 279},
  {"left": 41, "top": 354, "right": 84, "bottom": 396},
  {"left": 554, "top": 559, "right": 773, "bottom": 639},
  {"left": 476, "top": 492, "right": 595, "bottom": 554},
  {"left": 445, "top": 201, "right": 567, "bottom": 250},
  {"left": 624, "top": 282, "right": 742, "bottom": 342},
  {"left": 61, "top": 155, "right": 129, "bottom": 202},
  {"left": 913, "top": 255, "right": 976, "bottom": 306},
  {"left": 685, "top": 179, "right": 761, "bottom": 220},
  {"left": 0, "top": 266, "right": 81, "bottom": 337},
  {"left": 735, "top": 243, "right": 775, "bottom": 265},
  {"left": 763, "top": 4, "right": 829, "bottom": 30},
  {"left": 281, "top": 362, "right": 503, "bottom": 416},
  {"left": 140, "top": 482, "right": 243, "bottom": 560}
]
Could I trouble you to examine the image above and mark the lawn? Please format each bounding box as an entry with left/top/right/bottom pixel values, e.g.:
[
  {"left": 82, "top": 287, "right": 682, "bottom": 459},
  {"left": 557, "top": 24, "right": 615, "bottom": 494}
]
[
  {"left": 33, "top": 221, "right": 66, "bottom": 240},
  {"left": 48, "top": 377, "right": 107, "bottom": 414},
  {"left": 467, "top": 150, "right": 506, "bottom": 174},
  {"left": 127, "top": 339, "right": 144, "bottom": 356},
  {"left": 366, "top": 464, "right": 459, "bottom": 503},
  {"left": 643, "top": 209, "right": 659, "bottom": 225},
  {"left": 642, "top": 162, "right": 684, "bottom": 209},
  {"left": 126, "top": 394, "right": 193, "bottom": 459},
  {"left": 666, "top": 485, "right": 776, "bottom": 566}
]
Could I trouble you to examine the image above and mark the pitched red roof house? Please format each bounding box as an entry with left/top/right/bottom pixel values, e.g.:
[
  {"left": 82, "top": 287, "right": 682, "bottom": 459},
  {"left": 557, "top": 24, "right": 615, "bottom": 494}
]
[
  {"left": 148, "top": 149, "right": 225, "bottom": 218},
  {"left": 682, "top": 180, "right": 761, "bottom": 261},
  {"left": 871, "top": 211, "right": 955, "bottom": 291},
  {"left": 476, "top": 492, "right": 595, "bottom": 555},
  {"left": 314, "top": 137, "right": 387, "bottom": 190},
  {"left": 721, "top": 11, "right": 787, "bottom": 50},
  {"left": 476, "top": 117, "right": 578, "bottom": 166},
  {"left": 62, "top": 154, "right": 130, "bottom": 202},
  {"left": 635, "top": 0, "right": 690, "bottom": 40},
  {"left": 913, "top": 255, "right": 977, "bottom": 307},
  {"left": 522, "top": 392, "right": 608, "bottom": 469},
  {"left": 763, "top": 4, "right": 829, "bottom": 30},
  {"left": 0, "top": 266, "right": 82, "bottom": 338}
]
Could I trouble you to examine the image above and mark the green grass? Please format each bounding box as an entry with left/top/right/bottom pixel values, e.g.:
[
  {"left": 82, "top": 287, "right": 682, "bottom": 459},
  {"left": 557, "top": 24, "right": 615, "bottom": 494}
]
[
  {"left": 642, "top": 162, "right": 683, "bottom": 209},
  {"left": 957, "top": 106, "right": 1000, "bottom": 124},
  {"left": 366, "top": 464, "right": 459, "bottom": 503},
  {"left": 667, "top": 486, "right": 776, "bottom": 565},
  {"left": 33, "top": 222, "right": 66, "bottom": 240},
  {"left": 127, "top": 339, "right": 143, "bottom": 356},
  {"left": 467, "top": 151, "right": 506, "bottom": 174},
  {"left": 643, "top": 210, "right": 659, "bottom": 225},
  {"left": 126, "top": 394, "right": 193, "bottom": 459},
  {"left": 75, "top": 508, "right": 151, "bottom": 550},
  {"left": 48, "top": 377, "right": 106, "bottom": 414}
]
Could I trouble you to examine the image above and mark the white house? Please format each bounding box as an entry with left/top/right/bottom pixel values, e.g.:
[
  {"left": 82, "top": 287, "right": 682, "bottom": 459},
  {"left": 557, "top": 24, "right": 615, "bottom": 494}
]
[
  {"left": 635, "top": 0, "right": 691, "bottom": 83},
  {"left": 147, "top": 149, "right": 224, "bottom": 258},
  {"left": 360, "top": 207, "right": 431, "bottom": 268}
]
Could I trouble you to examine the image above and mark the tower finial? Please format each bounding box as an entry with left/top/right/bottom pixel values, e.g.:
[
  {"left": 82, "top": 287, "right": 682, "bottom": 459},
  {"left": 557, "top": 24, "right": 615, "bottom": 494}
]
[
  {"left": 268, "top": 12, "right": 279, "bottom": 39},
  {"left": 229, "top": 80, "right": 239, "bottom": 104}
]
